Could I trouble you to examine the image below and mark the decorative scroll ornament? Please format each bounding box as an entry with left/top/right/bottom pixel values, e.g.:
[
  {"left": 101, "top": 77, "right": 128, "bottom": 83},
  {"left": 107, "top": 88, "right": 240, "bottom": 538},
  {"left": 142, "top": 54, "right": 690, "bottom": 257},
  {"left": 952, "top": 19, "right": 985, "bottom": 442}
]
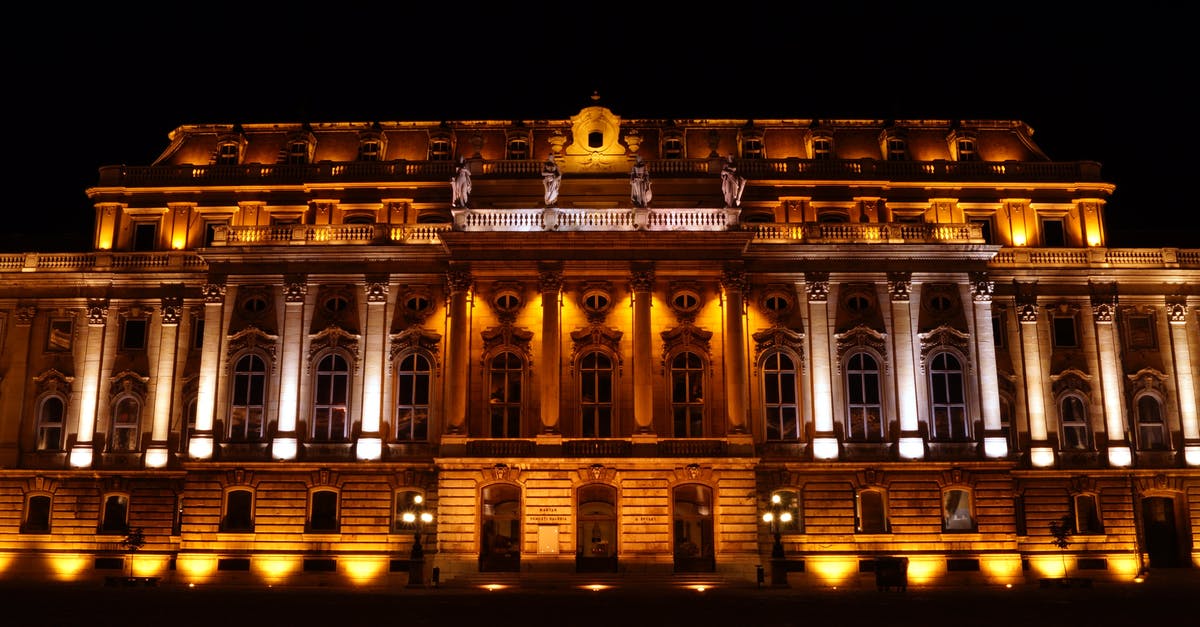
[
  {"left": 1090, "top": 281, "right": 1117, "bottom": 324},
  {"left": 629, "top": 269, "right": 655, "bottom": 292},
  {"left": 14, "top": 306, "right": 36, "bottom": 326},
  {"left": 1166, "top": 301, "right": 1188, "bottom": 324},
  {"left": 887, "top": 271, "right": 911, "bottom": 302},
  {"left": 720, "top": 268, "right": 748, "bottom": 293},
  {"left": 160, "top": 297, "right": 182, "bottom": 326},
  {"left": 969, "top": 272, "right": 994, "bottom": 302},
  {"left": 445, "top": 269, "right": 473, "bottom": 293},
  {"left": 538, "top": 268, "right": 563, "bottom": 294},
  {"left": 805, "top": 272, "right": 829, "bottom": 302},
  {"left": 87, "top": 299, "right": 109, "bottom": 326}
]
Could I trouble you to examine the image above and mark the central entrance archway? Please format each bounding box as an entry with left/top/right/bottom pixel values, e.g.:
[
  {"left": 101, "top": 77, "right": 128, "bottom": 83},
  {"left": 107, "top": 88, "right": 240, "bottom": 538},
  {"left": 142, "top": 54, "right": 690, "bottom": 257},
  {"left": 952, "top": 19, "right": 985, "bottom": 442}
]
[
  {"left": 672, "top": 483, "right": 715, "bottom": 572},
  {"left": 480, "top": 483, "right": 521, "bottom": 572},
  {"left": 576, "top": 484, "right": 617, "bottom": 572}
]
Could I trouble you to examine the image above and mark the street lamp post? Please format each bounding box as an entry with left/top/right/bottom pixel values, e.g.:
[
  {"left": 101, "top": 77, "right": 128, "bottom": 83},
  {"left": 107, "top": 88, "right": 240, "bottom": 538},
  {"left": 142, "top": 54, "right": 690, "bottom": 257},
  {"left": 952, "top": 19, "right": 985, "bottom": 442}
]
[
  {"left": 404, "top": 495, "right": 434, "bottom": 588},
  {"left": 761, "top": 493, "right": 791, "bottom": 587}
]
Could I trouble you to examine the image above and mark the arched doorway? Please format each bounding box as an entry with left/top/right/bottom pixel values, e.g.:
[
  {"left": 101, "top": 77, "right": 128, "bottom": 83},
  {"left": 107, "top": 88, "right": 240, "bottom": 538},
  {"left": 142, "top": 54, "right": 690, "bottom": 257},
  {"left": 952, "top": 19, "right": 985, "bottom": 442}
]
[
  {"left": 576, "top": 484, "right": 617, "bottom": 572},
  {"left": 1142, "top": 496, "right": 1184, "bottom": 568},
  {"left": 672, "top": 483, "right": 715, "bottom": 572},
  {"left": 480, "top": 484, "right": 521, "bottom": 572}
]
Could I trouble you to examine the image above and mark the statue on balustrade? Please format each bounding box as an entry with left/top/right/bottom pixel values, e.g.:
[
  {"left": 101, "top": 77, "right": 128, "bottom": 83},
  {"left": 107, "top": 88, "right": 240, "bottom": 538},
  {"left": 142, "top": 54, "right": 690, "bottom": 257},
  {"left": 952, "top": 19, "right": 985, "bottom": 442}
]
[
  {"left": 542, "top": 156, "right": 561, "bottom": 206},
  {"left": 451, "top": 157, "right": 472, "bottom": 208},
  {"left": 630, "top": 155, "right": 652, "bottom": 208},
  {"left": 720, "top": 156, "right": 746, "bottom": 208}
]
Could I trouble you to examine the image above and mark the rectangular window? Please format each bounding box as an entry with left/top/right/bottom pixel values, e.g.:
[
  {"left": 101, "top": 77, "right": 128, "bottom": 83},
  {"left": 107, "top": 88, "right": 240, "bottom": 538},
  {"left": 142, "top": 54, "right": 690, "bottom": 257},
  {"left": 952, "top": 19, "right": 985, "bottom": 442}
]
[
  {"left": 1051, "top": 316, "right": 1078, "bottom": 348},
  {"left": 812, "top": 137, "right": 832, "bottom": 160},
  {"left": 132, "top": 222, "right": 158, "bottom": 251},
  {"left": 942, "top": 489, "right": 974, "bottom": 531},
  {"left": 506, "top": 136, "right": 529, "bottom": 160},
  {"left": 122, "top": 318, "right": 148, "bottom": 350},
  {"left": 217, "top": 143, "right": 240, "bottom": 165},
  {"left": 358, "top": 139, "right": 382, "bottom": 161},
  {"left": 100, "top": 494, "right": 129, "bottom": 533},
  {"left": 22, "top": 495, "right": 52, "bottom": 533},
  {"left": 991, "top": 311, "right": 1005, "bottom": 349},
  {"left": 1041, "top": 218, "right": 1066, "bottom": 247},
  {"left": 222, "top": 490, "right": 254, "bottom": 532},
  {"left": 886, "top": 137, "right": 906, "bottom": 160},
  {"left": 429, "top": 137, "right": 452, "bottom": 161},
  {"left": 1074, "top": 494, "right": 1104, "bottom": 534},
  {"left": 1125, "top": 313, "right": 1157, "bottom": 349},
  {"left": 856, "top": 490, "right": 888, "bottom": 534},
  {"left": 309, "top": 491, "right": 339, "bottom": 532},
  {"left": 191, "top": 318, "right": 205, "bottom": 350},
  {"left": 287, "top": 141, "right": 309, "bottom": 164},
  {"left": 662, "top": 135, "right": 683, "bottom": 159},
  {"left": 741, "top": 136, "right": 764, "bottom": 159},
  {"left": 47, "top": 317, "right": 74, "bottom": 351}
]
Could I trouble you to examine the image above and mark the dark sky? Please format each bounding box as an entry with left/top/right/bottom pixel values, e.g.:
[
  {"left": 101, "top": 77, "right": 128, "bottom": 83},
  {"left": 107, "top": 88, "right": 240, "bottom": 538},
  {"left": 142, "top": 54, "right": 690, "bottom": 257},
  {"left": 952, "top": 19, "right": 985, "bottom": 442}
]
[{"left": 6, "top": 5, "right": 1194, "bottom": 251}]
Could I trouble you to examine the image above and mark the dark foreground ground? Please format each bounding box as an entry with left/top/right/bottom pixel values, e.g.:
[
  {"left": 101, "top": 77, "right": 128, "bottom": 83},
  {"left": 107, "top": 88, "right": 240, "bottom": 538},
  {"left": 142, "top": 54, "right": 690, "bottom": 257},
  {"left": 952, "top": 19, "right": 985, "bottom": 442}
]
[{"left": 1, "top": 572, "right": 1195, "bottom": 627}]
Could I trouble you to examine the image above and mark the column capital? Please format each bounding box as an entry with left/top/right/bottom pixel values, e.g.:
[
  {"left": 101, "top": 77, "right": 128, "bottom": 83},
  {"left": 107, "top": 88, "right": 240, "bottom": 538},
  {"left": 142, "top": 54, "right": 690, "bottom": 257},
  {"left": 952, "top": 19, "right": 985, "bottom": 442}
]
[
  {"left": 284, "top": 275, "right": 308, "bottom": 303},
  {"left": 887, "top": 271, "right": 911, "bottom": 302},
  {"left": 629, "top": 268, "right": 655, "bottom": 292},
  {"left": 445, "top": 269, "right": 473, "bottom": 293},
  {"left": 805, "top": 272, "right": 829, "bottom": 302},
  {"left": 86, "top": 299, "right": 109, "bottom": 326},
  {"left": 970, "top": 272, "right": 994, "bottom": 302}
]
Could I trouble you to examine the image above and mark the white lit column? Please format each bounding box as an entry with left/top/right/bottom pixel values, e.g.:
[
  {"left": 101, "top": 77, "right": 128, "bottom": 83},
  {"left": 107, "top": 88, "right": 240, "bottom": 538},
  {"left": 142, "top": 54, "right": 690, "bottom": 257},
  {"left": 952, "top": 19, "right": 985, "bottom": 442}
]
[
  {"left": 1017, "top": 291, "right": 1054, "bottom": 467},
  {"left": 1091, "top": 291, "right": 1130, "bottom": 467},
  {"left": 805, "top": 272, "right": 837, "bottom": 459},
  {"left": 631, "top": 267, "right": 656, "bottom": 434},
  {"left": 721, "top": 268, "right": 749, "bottom": 435},
  {"left": 443, "top": 269, "right": 472, "bottom": 435},
  {"left": 145, "top": 296, "right": 182, "bottom": 468},
  {"left": 71, "top": 299, "right": 109, "bottom": 468},
  {"left": 970, "top": 273, "right": 1007, "bottom": 458},
  {"left": 1166, "top": 301, "right": 1200, "bottom": 465},
  {"left": 888, "top": 272, "right": 923, "bottom": 459},
  {"left": 190, "top": 282, "right": 225, "bottom": 459},
  {"left": 538, "top": 267, "right": 562, "bottom": 435},
  {"left": 356, "top": 278, "right": 388, "bottom": 461},
  {"left": 273, "top": 276, "right": 307, "bottom": 460}
]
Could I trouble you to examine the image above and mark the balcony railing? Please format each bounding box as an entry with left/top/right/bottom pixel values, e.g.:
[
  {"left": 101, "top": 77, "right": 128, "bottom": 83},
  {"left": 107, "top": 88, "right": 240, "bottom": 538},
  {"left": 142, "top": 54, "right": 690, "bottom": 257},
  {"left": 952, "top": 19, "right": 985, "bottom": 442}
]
[{"left": 95, "top": 158, "right": 1105, "bottom": 189}]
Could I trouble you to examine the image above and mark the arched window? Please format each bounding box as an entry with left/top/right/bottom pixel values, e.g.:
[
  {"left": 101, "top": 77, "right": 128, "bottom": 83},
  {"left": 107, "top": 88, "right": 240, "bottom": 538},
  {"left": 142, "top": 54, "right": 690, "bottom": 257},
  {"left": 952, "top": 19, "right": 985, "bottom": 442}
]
[
  {"left": 577, "top": 484, "right": 617, "bottom": 566},
  {"left": 1059, "top": 394, "right": 1090, "bottom": 450},
  {"left": 230, "top": 354, "right": 267, "bottom": 442},
  {"left": 222, "top": 489, "right": 254, "bottom": 532},
  {"left": 928, "top": 352, "right": 968, "bottom": 441},
  {"left": 762, "top": 351, "right": 799, "bottom": 441},
  {"left": 22, "top": 494, "right": 52, "bottom": 533},
  {"left": 36, "top": 395, "right": 66, "bottom": 451},
  {"left": 100, "top": 494, "right": 129, "bottom": 533},
  {"left": 670, "top": 351, "right": 705, "bottom": 438},
  {"left": 579, "top": 351, "right": 615, "bottom": 438},
  {"left": 1135, "top": 394, "right": 1168, "bottom": 450},
  {"left": 395, "top": 353, "right": 432, "bottom": 441},
  {"left": 308, "top": 490, "right": 339, "bottom": 532},
  {"left": 489, "top": 351, "right": 523, "bottom": 438},
  {"left": 1074, "top": 493, "right": 1104, "bottom": 534},
  {"left": 857, "top": 489, "right": 889, "bottom": 533},
  {"left": 845, "top": 351, "right": 883, "bottom": 441},
  {"left": 110, "top": 396, "right": 141, "bottom": 452},
  {"left": 312, "top": 353, "right": 350, "bottom": 442},
  {"left": 942, "top": 488, "right": 974, "bottom": 531}
]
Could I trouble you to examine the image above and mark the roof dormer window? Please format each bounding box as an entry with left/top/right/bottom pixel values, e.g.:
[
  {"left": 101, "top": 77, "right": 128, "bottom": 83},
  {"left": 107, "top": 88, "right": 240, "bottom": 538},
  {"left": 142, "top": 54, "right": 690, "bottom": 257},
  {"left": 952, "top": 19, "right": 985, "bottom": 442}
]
[
  {"left": 506, "top": 130, "right": 531, "bottom": 160},
  {"left": 286, "top": 139, "right": 310, "bottom": 164},
  {"left": 429, "top": 134, "right": 453, "bottom": 161},
  {"left": 217, "top": 141, "right": 241, "bottom": 165},
  {"left": 811, "top": 134, "right": 833, "bottom": 160},
  {"left": 358, "top": 138, "right": 383, "bottom": 162},
  {"left": 739, "top": 124, "right": 765, "bottom": 159}
]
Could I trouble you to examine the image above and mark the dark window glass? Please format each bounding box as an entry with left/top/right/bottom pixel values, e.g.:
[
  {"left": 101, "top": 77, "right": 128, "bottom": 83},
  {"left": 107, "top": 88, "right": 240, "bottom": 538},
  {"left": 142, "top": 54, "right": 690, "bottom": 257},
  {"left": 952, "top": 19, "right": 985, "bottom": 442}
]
[
  {"left": 1052, "top": 316, "right": 1078, "bottom": 348},
  {"left": 23, "top": 495, "right": 52, "bottom": 533},
  {"left": 489, "top": 351, "right": 523, "bottom": 437},
  {"left": 122, "top": 319, "right": 147, "bottom": 350},
  {"left": 230, "top": 354, "right": 267, "bottom": 441},
  {"left": 579, "top": 351, "right": 614, "bottom": 438},
  {"left": 670, "top": 351, "right": 705, "bottom": 437},
  {"left": 929, "top": 353, "right": 968, "bottom": 440},
  {"left": 309, "top": 491, "right": 339, "bottom": 532},
  {"left": 100, "top": 495, "right": 129, "bottom": 533},
  {"left": 1042, "top": 219, "right": 1066, "bottom": 247},
  {"left": 395, "top": 353, "right": 431, "bottom": 441},
  {"left": 223, "top": 490, "right": 254, "bottom": 532},
  {"left": 133, "top": 222, "right": 157, "bottom": 251},
  {"left": 846, "top": 352, "right": 883, "bottom": 441},
  {"left": 313, "top": 354, "right": 350, "bottom": 441},
  {"left": 763, "top": 352, "right": 799, "bottom": 441}
]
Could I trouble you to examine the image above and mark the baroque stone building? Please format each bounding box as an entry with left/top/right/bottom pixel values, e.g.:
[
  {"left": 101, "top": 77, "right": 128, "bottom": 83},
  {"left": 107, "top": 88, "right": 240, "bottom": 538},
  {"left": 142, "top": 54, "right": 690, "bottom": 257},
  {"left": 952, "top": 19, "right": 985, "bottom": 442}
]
[{"left": 1, "top": 98, "right": 1197, "bottom": 589}]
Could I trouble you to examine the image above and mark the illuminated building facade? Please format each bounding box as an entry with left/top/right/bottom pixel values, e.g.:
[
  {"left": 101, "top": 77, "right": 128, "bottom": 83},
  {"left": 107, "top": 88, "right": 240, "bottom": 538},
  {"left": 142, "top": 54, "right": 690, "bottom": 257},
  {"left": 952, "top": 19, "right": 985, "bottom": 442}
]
[{"left": 1, "top": 100, "right": 1197, "bottom": 589}]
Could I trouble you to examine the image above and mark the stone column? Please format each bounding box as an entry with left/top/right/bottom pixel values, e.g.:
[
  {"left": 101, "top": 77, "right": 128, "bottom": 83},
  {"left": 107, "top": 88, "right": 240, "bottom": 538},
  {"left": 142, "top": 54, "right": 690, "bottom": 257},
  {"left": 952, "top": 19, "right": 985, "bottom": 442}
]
[
  {"left": 0, "top": 307, "right": 35, "bottom": 465},
  {"left": 273, "top": 276, "right": 307, "bottom": 460},
  {"left": 805, "top": 272, "right": 837, "bottom": 459},
  {"left": 190, "top": 281, "right": 226, "bottom": 459},
  {"left": 631, "top": 267, "right": 656, "bottom": 434},
  {"left": 70, "top": 298, "right": 109, "bottom": 468},
  {"left": 888, "top": 272, "right": 923, "bottom": 459},
  {"left": 970, "top": 273, "right": 1007, "bottom": 458},
  {"left": 1091, "top": 286, "right": 1130, "bottom": 467},
  {"left": 1166, "top": 300, "right": 1200, "bottom": 465},
  {"left": 1016, "top": 283, "right": 1053, "bottom": 467},
  {"left": 145, "top": 296, "right": 182, "bottom": 468},
  {"left": 356, "top": 278, "right": 389, "bottom": 460},
  {"left": 538, "top": 267, "right": 563, "bottom": 435},
  {"left": 721, "top": 267, "right": 749, "bottom": 435},
  {"left": 443, "top": 269, "right": 473, "bottom": 435}
]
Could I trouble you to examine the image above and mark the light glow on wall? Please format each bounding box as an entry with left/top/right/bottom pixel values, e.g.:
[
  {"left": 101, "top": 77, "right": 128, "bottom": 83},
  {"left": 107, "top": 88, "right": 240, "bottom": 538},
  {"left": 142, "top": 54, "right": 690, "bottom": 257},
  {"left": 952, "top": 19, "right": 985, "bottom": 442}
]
[
  {"left": 808, "top": 557, "right": 858, "bottom": 586},
  {"left": 812, "top": 437, "right": 839, "bottom": 460},
  {"left": 898, "top": 437, "right": 924, "bottom": 460},
  {"left": 175, "top": 555, "right": 218, "bottom": 582},
  {"left": 341, "top": 557, "right": 387, "bottom": 585},
  {"left": 132, "top": 554, "right": 170, "bottom": 577},
  {"left": 189, "top": 435, "right": 213, "bottom": 460},
  {"left": 1028, "top": 555, "right": 1069, "bottom": 578},
  {"left": 272, "top": 437, "right": 297, "bottom": 461},
  {"left": 983, "top": 437, "right": 1009, "bottom": 459},
  {"left": 979, "top": 555, "right": 1023, "bottom": 584},
  {"left": 68, "top": 447, "right": 93, "bottom": 468},
  {"left": 1186, "top": 445, "right": 1200, "bottom": 467},
  {"left": 1107, "top": 446, "right": 1132, "bottom": 467},
  {"left": 144, "top": 447, "right": 169, "bottom": 468},
  {"left": 1030, "top": 447, "right": 1056, "bottom": 468},
  {"left": 903, "top": 557, "right": 940, "bottom": 585},
  {"left": 47, "top": 555, "right": 89, "bottom": 580},
  {"left": 256, "top": 556, "right": 300, "bottom": 584},
  {"left": 355, "top": 437, "right": 382, "bottom": 461}
]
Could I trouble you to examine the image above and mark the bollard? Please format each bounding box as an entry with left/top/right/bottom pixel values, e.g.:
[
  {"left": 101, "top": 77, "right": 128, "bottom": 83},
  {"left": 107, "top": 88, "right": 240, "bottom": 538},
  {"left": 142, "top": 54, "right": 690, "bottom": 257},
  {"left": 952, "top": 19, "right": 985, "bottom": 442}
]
[
  {"left": 756, "top": 564, "right": 765, "bottom": 587},
  {"left": 431, "top": 566, "right": 440, "bottom": 588}
]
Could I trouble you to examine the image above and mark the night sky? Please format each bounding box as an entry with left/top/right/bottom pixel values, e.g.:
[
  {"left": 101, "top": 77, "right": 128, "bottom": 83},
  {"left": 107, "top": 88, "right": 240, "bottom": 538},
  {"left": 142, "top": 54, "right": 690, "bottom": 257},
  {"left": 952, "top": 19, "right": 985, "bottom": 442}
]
[{"left": 6, "top": 5, "right": 1193, "bottom": 251}]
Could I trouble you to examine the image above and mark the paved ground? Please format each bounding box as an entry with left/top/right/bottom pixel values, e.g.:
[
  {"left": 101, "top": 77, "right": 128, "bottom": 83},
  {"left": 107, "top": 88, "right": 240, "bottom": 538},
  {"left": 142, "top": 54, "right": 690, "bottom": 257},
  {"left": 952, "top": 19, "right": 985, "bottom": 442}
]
[{"left": 1, "top": 571, "right": 1195, "bottom": 627}]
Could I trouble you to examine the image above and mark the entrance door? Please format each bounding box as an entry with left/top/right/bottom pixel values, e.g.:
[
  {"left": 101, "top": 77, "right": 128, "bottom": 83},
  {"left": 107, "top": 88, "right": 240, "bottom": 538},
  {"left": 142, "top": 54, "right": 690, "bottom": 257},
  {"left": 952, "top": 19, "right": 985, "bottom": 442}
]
[
  {"left": 1142, "top": 496, "right": 1182, "bottom": 568},
  {"left": 672, "top": 483, "right": 715, "bottom": 572},
  {"left": 480, "top": 484, "right": 521, "bottom": 572},
  {"left": 576, "top": 484, "right": 617, "bottom": 573}
]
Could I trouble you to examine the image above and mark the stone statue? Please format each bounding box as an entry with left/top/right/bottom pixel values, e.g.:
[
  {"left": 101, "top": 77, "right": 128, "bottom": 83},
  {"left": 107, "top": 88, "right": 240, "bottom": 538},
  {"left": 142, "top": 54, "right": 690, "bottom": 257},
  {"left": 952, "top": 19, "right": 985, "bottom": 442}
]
[
  {"left": 720, "top": 156, "right": 747, "bottom": 207},
  {"left": 630, "top": 156, "right": 652, "bottom": 208},
  {"left": 451, "top": 158, "right": 472, "bottom": 208},
  {"left": 542, "top": 156, "right": 561, "bottom": 206}
]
